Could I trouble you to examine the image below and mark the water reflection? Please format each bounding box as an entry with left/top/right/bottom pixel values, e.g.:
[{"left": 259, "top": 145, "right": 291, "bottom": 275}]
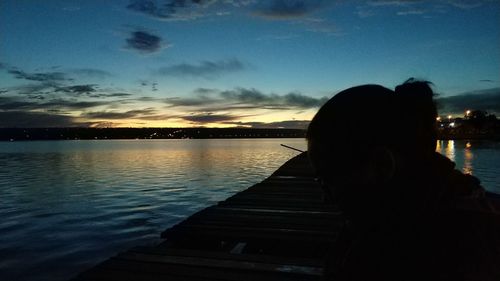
[
  {"left": 446, "top": 140, "right": 455, "bottom": 162},
  {"left": 435, "top": 140, "right": 500, "bottom": 192},
  {"left": 0, "top": 139, "right": 307, "bottom": 281},
  {"left": 463, "top": 142, "right": 473, "bottom": 175}
]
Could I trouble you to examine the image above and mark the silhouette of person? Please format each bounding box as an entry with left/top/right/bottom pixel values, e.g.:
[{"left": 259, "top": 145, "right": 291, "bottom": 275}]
[{"left": 307, "top": 79, "right": 500, "bottom": 281}]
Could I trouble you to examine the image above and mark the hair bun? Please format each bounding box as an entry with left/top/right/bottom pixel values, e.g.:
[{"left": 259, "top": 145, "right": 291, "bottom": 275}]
[
  {"left": 395, "top": 78, "right": 438, "bottom": 153},
  {"left": 395, "top": 78, "right": 434, "bottom": 101}
]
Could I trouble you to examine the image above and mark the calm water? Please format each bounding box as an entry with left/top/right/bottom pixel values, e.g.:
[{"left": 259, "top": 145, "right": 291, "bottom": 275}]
[
  {"left": 435, "top": 140, "right": 500, "bottom": 194},
  {"left": 0, "top": 139, "right": 306, "bottom": 281},
  {"left": 0, "top": 139, "right": 499, "bottom": 281}
]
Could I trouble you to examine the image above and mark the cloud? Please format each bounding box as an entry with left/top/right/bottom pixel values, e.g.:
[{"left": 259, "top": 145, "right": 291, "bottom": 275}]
[
  {"left": 219, "top": 87, "right": 328, "bottom": 108},
  {"left": 396, "top": 9, "right": 426, "bottom": 15},
  {"left": 0, "top": 96, "right": 108, "bottom": 111},
  {"left": 367, "top": 0, "right": 423, "bottom": 7},
  {"left": 253, "top": 0, "right": 323, "bottom": 19},
  {"left": 0, "top": 96, "right": 38, "bottom": 110},
  {"left": 55, "top": 84, "right": 98, "bottom": 95},
  {"left": 163, "top": 87, "right": 328, "bottom": 110},
  {"left": 182, "top": 113, "right": 241, "bottom": 123},
  {"left": 157, "top": 59, "right": 245, "bottom": 79},
  {"left": 436, "top": 88, "right": 500, "bottom": 115},
  {"left": 447, "top": 0, "right": 483, "bottom": 9},
  {"left": 165, "top": 96, "right": 218, "bottom": 106},
  {"left": 94, "top": 93, "right": 133, "bottom": 98},
  {"left": 362, "top": 0, "right": 491, "bottom": 16},
  {"left": 82, "top": 108, "right": 158, "bottom": 119},
  {"left": 42, "top": 100, "right": 110, "bottom": 110},
  {"left": 7, "top": 69, "right": 70, "bottom": 82},
  {"left": 126, "top": 0, "right": 209, "bottom": 21},
  {"left": 299, "top": 17, "right": 342, "bottom": 35},
  {"left": 0, "top": 111, "right": 82, "bottom": 128},
  {"left": 125, "top": 30, "right": 166, "bottom": 54},
  {"left": 71, "top": 68, "right": 112, "bottom": 78},
  {"left": 224, "top": 119, "right": 310, "bottom": 129},
  {"left": 193, "top": 87, "right": 218, "bottom": 94}
]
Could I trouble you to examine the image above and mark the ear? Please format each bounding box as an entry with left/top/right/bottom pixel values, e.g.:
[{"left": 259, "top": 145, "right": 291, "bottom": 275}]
[{"left": 370, "top": 146, "right": 397, "bottom": 184}]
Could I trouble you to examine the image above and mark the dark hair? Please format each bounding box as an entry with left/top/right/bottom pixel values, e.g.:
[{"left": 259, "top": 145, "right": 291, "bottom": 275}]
[{"left": 307, "top": 79, "right": 437, "bottom": 160}]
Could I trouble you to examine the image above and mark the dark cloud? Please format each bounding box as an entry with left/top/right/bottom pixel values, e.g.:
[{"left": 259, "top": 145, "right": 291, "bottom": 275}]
[
  {"left": 0, "top": 96, "right": 107, "bottom": 111},
  {"left": 253, "top": 0, "right": 323, "bottom": 19},
  {"left": 224, "top": 119, "right": 310, "bottom": 129},
  {"left": 7, "top": 69, "right": 70, "bottom": 82},
  {"left": 0, "top": 96, "right": 38, "bottom": 110},
  {"left": 157, "top": 59, "right": 245, "bottom": 79},
  {"left": 220, "top": 88, "right": 270, "bottom": 103},
  {"left": 126, "top": 0, "right": 208, "bottom": 21},
  {"left": 0, "top": 111, "right": 81, "bottom": 128},
  {"left": 42, "top": 99, "right": 109, "bottom": 110},
  {"left": 368, "top": 0, "right": 423, "bottom": 6},
  {"left": 193, "top": 88, "right": 218, "bottom": 94},
  {"left": 55, "top": 84, "right": 98, "bottom": 95},
  {"left": 479, "top": 79, "right": 495, "bottom": 83},
  {"left": 182, "top": 113, "right": 240, "bottom": 123},
  {"left": 125, "top": 30, "right": 164, "bottom": 54},
  {"left": 436, "top": 88, "right": 500, "bottom": 115},
  {"left": 100, "top": 93, "right": 133, "bottom": 98},
  {"left": 163, "top": 87, "right": 327, "bottom": 110},
  {"left": 28, "top": 95, "right": 45, "bottom": 100},
  {"left": 136, "top": 96, "right": 158, "bottom": 102},
  {"left": 220, "top": 88, "right": 328, "bottom": 108},
  {"left": 82, "top": 108, "right": 157, "bottom": 120},
  {"left": 72, "top": 68, "right": 112, "bottom": 78},
  {"left": 14, "top": 83, "right": 56, "bottom": 96},
  {"left": 165, "top": 97, "right": 218, "bottom": 106}
]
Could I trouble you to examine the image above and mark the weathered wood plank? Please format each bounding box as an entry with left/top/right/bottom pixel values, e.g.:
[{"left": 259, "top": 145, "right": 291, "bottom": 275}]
[
  {"left": 116, "top": 252, "right": 324, "bottom": 276},
  {"left": 129, "top": 247, "right": 324, "bottom": 267}
]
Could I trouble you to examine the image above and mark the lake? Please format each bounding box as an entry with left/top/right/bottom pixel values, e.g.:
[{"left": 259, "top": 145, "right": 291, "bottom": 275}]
[{"left": 0, "top": 139, "right": 499, "bottom": 281}]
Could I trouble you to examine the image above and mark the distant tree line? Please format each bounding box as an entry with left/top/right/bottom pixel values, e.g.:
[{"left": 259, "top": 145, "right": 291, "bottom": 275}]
[
  {"left": 0, "top": 127, "right": 307, "bottom": 141},
  {"left": 438, "top": 110, "right": 500, "bottom": 140}
]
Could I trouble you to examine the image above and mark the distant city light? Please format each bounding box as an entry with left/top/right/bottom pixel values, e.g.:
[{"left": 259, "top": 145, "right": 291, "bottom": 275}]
[
  {"left": 449, "top": 122, "right": 455, "bottom": 127},
  {"left": 466, "top": 110, "right": 471, "bottom": 116},
  {"left": 436, "top": 117, "right": 441, "bottom": 121}
]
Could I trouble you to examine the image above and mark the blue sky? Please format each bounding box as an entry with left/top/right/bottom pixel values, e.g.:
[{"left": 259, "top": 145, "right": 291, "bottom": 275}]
[{"left": 1, "top": 0, "right": 499, "bottom": 128}]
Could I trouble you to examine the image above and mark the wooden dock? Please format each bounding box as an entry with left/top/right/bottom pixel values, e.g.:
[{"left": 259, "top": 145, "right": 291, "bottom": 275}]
[{"left": 72, "top": 152, "right": 344, "bottom": 281}]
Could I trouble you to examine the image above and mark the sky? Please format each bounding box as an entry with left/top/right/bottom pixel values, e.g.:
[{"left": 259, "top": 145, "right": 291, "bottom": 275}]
[{"left": 0, "top": 0, "right": 499, "bottom": 128}]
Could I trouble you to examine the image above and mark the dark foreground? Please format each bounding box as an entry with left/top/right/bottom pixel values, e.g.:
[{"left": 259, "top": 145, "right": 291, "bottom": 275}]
[{"left": 72, "top": 152, "right": 343, "bottom": 281}]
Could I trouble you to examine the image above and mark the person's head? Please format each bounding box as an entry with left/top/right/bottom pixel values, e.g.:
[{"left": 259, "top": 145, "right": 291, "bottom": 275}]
[{"left": 307, "top": 79, "right": 437, "bottom": 223}]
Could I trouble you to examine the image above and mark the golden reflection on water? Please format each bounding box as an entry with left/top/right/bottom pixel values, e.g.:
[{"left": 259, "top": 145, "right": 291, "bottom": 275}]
[
  {"left": 463, "top": 142, "right": 473, "bottom": 175},
  {"left": 436, "top": 140, "right": 475, "bottom": 175},
  {"left": 445, "top": 140, "right": 455, "bottom": 162}
]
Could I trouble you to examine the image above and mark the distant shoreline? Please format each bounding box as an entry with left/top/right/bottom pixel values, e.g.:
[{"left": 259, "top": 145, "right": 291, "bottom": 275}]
[
  {"left": 0, "top": 127, "right": 307, "bottom": 141},
  {"left": 1, "top": 128, "right": 499, "bottom": 141}
]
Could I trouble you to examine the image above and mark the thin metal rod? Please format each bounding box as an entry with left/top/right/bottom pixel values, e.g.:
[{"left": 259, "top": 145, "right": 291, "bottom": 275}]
[{"left": 280, "top": 144, "right": 305, "bottom": 153}]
